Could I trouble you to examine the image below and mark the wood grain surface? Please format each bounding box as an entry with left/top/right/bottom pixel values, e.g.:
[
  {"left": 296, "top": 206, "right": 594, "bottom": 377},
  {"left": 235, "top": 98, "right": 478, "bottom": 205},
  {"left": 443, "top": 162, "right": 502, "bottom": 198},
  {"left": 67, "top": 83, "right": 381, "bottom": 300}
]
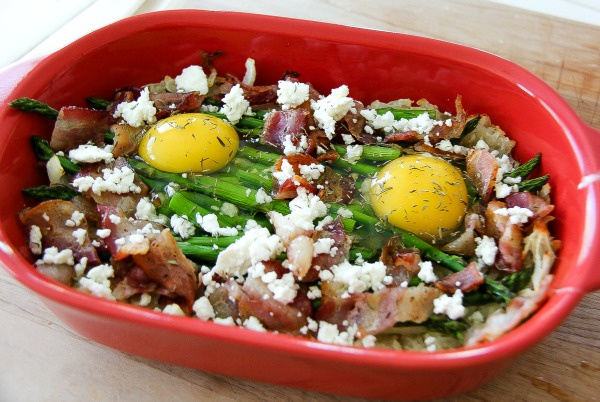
[{"left": 1, "top": 1, "right": 599, "bottom": 401}]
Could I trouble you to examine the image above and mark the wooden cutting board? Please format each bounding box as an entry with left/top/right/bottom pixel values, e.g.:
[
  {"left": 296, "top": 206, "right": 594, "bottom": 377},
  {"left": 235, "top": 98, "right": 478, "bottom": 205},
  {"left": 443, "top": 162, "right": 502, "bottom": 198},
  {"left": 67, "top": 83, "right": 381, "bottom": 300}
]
[{"left": 1, "top": 1, "right": 599, "bottom": 401}]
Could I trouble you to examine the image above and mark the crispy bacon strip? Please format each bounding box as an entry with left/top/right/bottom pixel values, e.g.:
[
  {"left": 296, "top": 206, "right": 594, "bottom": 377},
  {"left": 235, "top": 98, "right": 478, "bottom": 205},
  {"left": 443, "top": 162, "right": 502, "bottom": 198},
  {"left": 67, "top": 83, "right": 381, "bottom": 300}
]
[
  {"left": 97, "top": 205, "right": 152, "bottom": 260},
  {"left": 315, "top": 167, "right": 355, "bottom": 204},
  {"left": 150, "top": 92, "right": 205, "bottom": 120},
  {"left": 380, "top": 236, "right": 421, "bottom": 286},
  {"left": 485, "top": 201, "right": 524, "bottom": 272},
  {"left": 131, "top": 229, "right": 198, "bottom": 312},
  {"left": 316, "top": 285, "right": 441, "bottom": 338},
  {"left": 262, "top": 108, "right": 311, "bottom": 149},
  {"left": 506, "top": 192, "right": 554, "bottom": 222},
  {"left": 466, "top": 148, "right": 498, "bottom": 202},
  {"left": 50, "top": 107, "right": 110, "bottom": 151},
  {"left": 20, "top": 199, "right": 100, "bottom": 265},
  {"left": 434, "top": 261, "right": 484, "bottom": 293}
]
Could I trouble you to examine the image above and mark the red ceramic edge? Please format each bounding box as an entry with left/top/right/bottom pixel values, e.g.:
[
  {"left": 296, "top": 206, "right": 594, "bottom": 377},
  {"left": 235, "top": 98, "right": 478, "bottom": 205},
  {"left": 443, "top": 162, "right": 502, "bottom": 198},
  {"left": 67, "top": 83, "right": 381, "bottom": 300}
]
[{"left": 0, "top": 10, "right": 595, "bottom": 393}]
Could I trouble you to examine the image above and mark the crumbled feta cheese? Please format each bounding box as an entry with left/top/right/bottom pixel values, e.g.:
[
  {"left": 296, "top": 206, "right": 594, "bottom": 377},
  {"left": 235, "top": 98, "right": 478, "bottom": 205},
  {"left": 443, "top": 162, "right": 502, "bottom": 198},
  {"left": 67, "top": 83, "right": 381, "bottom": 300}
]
[
  {"left": 307, "top": 285, "right": 322, "bottom": 300},
  {"left": 424, "top": 336, "right": 437, "bottom": 352},
  {"left": 313, "top": 237, "right": 336, "bottom": 257},
  {"left": 196, "top": 213, "right": 238, "bottom": 236},
  {"left": 164, "top": 182, "right": 179, "bottom": 197},
  {"left": 220, "top": 84, "right": 251, "bottom": 124},
  {"left": 74, "top": 257, "right": 88, "bottom": 278},
  {"left": 135, "top": 197, "right": 168, "bottom": 224},
  {"left": 329, "top": 259, "right": 389, "bottom": 295},
  {"left": 213, "top": 317, "right": 236, "bottom": 326},
  {"left": 193, "top": 296, "right": 216, "bottom": 320},
  {"left": 417, "top": 260, "right": 437, "bottom": 283},
  {"left": 72, "top": 166, "right": 142, "bottom": 195},
  {"left": 341, "top": 134, "right": 355, "bottom": 145},
  {"left": 311, "top": 85, "right": 354, "bottom": 139},
  {"left": 220, "top": 202, "right": 238, "bottom": 217},
  {"left": 474, "top": 140, "right": 489, "bottom": 150},
  {"left": 433, "top": 289, "right": 465, "bottom": 319},
  {"left": 287, "top": 188, "right": 328, "bottom": 230},
  {"left": 272, "top": 158, "right": 296, "bottom": 185},
  {"left": 345, "top": 144, "right": 363, "bottom": 164},
  {"left": 36, "top": 247, "right": 74, "bottom": 266},
  {"left": 435, "top": 139, "right": 468, "bottom": 155},
  {"left": 212, "top": 227, "right": 284, "bottom": 278},
  {"left": 170, "top": 214, "right": 195, "bottom": 239},
  {"left": 336, "top": 207, "right": 353, "bottom": 219},
  {"left": 277, "top": 80, "right": 310, "bottom": 110},
  {"left": 315, "top": 216, "right": 334, "bottom": 231},
  {"left": 77, "top": 264, "right": 114, "bottom": 300},
  {"left": 68, "top": 144, "right": 114, "bottom": 164},
  {"left": 317, "top": 321, "right": 357, "bottom": 345},
  {"left": 475, "top": 236, "right": 498, "bottom": 266},
  {"left": 495, "top": 182, "right": 516, "bottom": 199},
  {"left": 113, "top": 87, "right": 157, "bottom": 127},
  {"left": 362, "top": 334, "right": 377, "bottom": 348},
  {"left": 255, "top": 187, "right": 273, "bottom": 204},
  {"left": 137, "top": 293, "right": 152, "bottom": 306},
  {"left": 267, "top": 272, "right": 298, "bottom": 304},
  {"left": 175, "top": 65, "right": 209, "bottom": 94},
  {"left": 28, "top": 225, "right": 42, "bottom": 255},
  {"left": 299, "top": 163, "right": 324, "bottom": 182},
  {"left": 282, "top": 134, "right": 309, "bottom": 156},
  {"left": 65, "top": 210, "right": 85, "bottom": 227},
  {"left": 163, "top": 303, "right": 185, "bottom": 316},
  {"left": 493, "top": 206, "right": 534, "bottom": 224},
  {"left": 242, "top": 58, "right": 256, "bottom": 86},
  {"left": 71, "top": 228, "right": 87, "bottom": 246},
  {"left": 243, "top": 316, "right": 267, "bottom": 332},
  {"left": 108, "top": 214, "right": 121, "bottom": 224}
]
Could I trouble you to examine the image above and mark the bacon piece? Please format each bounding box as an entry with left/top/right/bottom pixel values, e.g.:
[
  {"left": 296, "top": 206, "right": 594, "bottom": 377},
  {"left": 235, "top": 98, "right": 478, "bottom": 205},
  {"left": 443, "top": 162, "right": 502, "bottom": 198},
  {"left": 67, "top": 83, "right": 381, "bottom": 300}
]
[
  {"left": 20, "top": 199, "right": 100, "bottom": 265},
  {"left": 434, "top": 261, "right": 484, "bottom": 293},
  {"left": 273, "top": 155, "right": 321, "bottom": 199},
  {"left": 97, "top": 205, "right": 154, "bottom": 260},
  {"left": 149, "top": 91, "right": 205, "bottom": 120},
  {"left": 262, "top": 108, "right": 311, "bottom": 149},
  {"left": 316, "top": 285, "right": 441, "bottom": 337},
  {"left": 506, "top": 192, "right": 554, "bottom": 222},
  {"left": 227, "top": 277, "right": 310, "bottom": 332},
  {"left": 465, "top": 275, "right": 553, "bottom": 346},
  {"left": 384, "top": 131, "right": 421, "bottom": 143},
  {"left": 112, "top": 262, "right": 157, "bottom": 301},
  {"left": 107, "top": 89, "right": 139, "bottom": 121},
  {"left": 131, "top": 229, "right": 198, "bottom": 312},
  {"left": 466, "top": 148, "right": 498, "bottom": 202},
  {"left": 485, "top": 201, "right": 524, "bottom": 272},
  {"left": 426, "top": 95, "right": 467, "bottom": 142},
  {"left": 315, "top": 167, "right": 355, "bottom": 204},
  {"left": 380, "top": 236, "right": 421, "bottom": 286},
  {"left": 50, "top": 107, "right": 110, "bottom": 151},
  {"left": 339, "top": 102, "right": 366, "bottom": 139},
  {"left": 242, "top": 84, "right": 278, "bottom": 106},
  {"left": 442, "top": 213, "right": 483, "bottom": 256},
  {"left": 111, "top": 124, "right": 145, "bottom": 157},
  {"left": 306, "top": 218, "right": 350, "bottom": 281}
]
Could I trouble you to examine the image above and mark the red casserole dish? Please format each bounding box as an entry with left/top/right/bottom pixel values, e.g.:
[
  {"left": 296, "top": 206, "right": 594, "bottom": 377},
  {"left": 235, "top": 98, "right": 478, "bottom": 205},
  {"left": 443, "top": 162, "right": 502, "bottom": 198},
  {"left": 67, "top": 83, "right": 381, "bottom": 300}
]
[{"left": 0, "top": 11, "right": 599, "bottom": 400}]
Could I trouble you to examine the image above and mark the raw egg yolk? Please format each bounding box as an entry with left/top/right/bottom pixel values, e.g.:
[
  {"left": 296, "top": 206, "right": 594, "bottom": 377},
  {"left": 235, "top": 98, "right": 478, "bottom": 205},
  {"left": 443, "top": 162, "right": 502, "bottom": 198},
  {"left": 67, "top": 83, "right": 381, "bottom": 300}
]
[
  {"left": 138, "top": 113, "right": 239, "bottom": 173},
  {"left": 369, "top": 154, "right": 468, "bottom": 241}
]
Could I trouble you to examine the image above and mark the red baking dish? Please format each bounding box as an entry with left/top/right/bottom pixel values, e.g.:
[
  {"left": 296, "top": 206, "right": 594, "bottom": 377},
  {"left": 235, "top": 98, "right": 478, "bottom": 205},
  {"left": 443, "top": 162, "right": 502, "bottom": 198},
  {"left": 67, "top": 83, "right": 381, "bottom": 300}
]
[{"left": 0, "top": 11, "right": 599, "bottom": 400}]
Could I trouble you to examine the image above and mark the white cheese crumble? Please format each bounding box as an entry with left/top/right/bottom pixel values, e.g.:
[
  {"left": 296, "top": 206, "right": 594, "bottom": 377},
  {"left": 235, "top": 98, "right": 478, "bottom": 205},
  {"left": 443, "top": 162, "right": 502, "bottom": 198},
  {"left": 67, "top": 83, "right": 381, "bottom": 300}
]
[
  {"left": 170, "top": 214, "right": 195, "bottom": 239},
  {"left": 317, "top": 321, "right": 357, "bottom": 345},
  {"left": 341, "top": 134, "right": 356, "bottom": 145},
  {"left": 272, "top": 158, "right": 295, "bottom": 185},
  {"left": 417, "top": 260, "right": 437, "bottom": 283},
  {"left": 435, "top": 139, "right": 468, "bottom": 155},
  {"left": 277, "top": 80, "right": 310, "bottom": 110},
  {"left": 311, "top": 85, "right": 354, "bottom": 139},
  {"left": 255, "top": 187, "right": 273, "bottom": 204},
  {"left": 175, "top": 65, "right": 209, "bottom": 94},
  {"left": 298, "top": 163, "right": 324, "bottom": 182},
  {"left": 71, "top": 228, "right": 87, "bottom": 246},
  {"left": 345, "top": 144, "right": 363, "bottom": 164},
  {"left": 196, "top": 213, "right": 239, "bottom": 237},
  {"left": 361, "top": 109, "right": 439, "bottom": 135},
  {"left": 327, "top": 259, "right": 390, "bottom": 296},
  {"left": 220, "top": 84, "right": 251, "bottom": 124},
  {"left": 267, "top": 272, "right": 298, "bottom": 304},
  {"left": 433, "top": 289, "right": 465, "bottom": 320},
  {"left": 135, "top": 197, "right": 168, "bottom": 224},
  {"left": 424, "top": 336, "right": 437, "bottom": 352},
  {"left": 362, "top": 335, "right": 377, "bottom": 348},
  {"left": 28, "top": 225, "right": 43, "bottom": 255},
  {"left": 193, "top": 296, "right": 216, "bottom": 320},
  {"left": 163, "top": 303, "right": 185, "bottom": 316},
  {"left": 108, "top": 214, "right": 121, "bottom": 224},
  {"left": 313, "top": 237, "right": 336, "bottom": 257},
  {"left": 282, "top": 134, "right": 309, "bottom": 156},
  {"left": 493, "top": 206, "right": 534, "bottom": 224},
  {"left": 336, "top": 207, "right": 353, "bottom": 219},
  {"left": 74, "top": 257, "right": 88, "bottom": 278},
  {"left": 77, "top": 264, "right": 115, "bottom": 300},
  {"left": 211, "top": 227, "right": 284, "bottom": 278},
  {"left": 113, "top": 87, "right": 157, "bottom": 127},
  {"left": 36, "top": 247, "right": 74, "bottom": 266},
  {"left": 65, "top": 210, "right": 85, "bottom": 227},
  {"left": 243, "top": 316, "right": 267, "bottom": 332},
  {"left": 68, "top": 144, "right": 115, "bottom": 164},
  {"left": 72, "top": 166, "right": 142, "bottom": 195},
  {"left": 475, "top": 236, "right": 498, "bottom": 266}
]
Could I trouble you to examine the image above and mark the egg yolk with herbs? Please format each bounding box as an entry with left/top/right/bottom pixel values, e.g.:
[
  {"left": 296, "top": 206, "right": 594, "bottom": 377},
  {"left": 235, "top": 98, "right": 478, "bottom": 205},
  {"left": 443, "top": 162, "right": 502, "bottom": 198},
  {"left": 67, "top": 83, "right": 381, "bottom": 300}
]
[
  {"left": 138, "top": 113, "right": 239, "bottom": 173},
  {"left": 369, "top": 154, "right": 468, "bottom": 241}
]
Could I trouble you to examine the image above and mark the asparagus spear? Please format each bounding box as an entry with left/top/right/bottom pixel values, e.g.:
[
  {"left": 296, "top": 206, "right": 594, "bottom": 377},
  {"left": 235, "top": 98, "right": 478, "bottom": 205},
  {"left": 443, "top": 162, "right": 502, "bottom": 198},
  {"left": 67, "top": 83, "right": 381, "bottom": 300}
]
[
  {"left": 375, "top": 108, "right": 436, "bottom": 120},
  {"left": 30, "top": 136, "right": 80, "bottom": 174},
  {"left": 86, "top": 97, "right": 110, "bottom": 110},
  {"left": 518, "top": 174, "right": 549, "bottom": 192},
  {"left": 22, "top": 184, "right": 80, "bottom": 200},
  {"left": 9, "top": 97, "right": 58, "bottom": 119},
  {"left": 507, "top": 153, "right": 541, "bottom": 179},
  {"left": 333, "top": 144, "right": 401, "bottom": 162}
]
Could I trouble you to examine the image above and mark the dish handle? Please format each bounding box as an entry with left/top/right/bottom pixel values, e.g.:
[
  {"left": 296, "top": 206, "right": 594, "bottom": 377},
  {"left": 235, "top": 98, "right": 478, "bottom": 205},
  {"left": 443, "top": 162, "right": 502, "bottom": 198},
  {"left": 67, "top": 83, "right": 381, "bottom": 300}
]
[{"left": 581, "top": 123, "right": 600, "bottom": 293}]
